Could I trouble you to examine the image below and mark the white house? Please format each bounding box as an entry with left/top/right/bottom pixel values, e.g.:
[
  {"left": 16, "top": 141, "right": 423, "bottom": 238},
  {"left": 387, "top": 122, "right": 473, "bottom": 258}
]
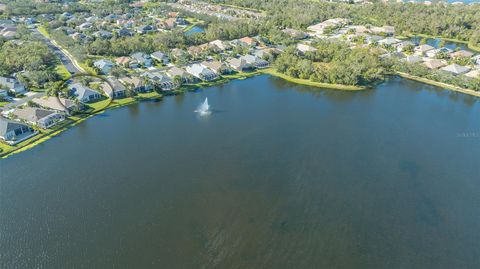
[
  {"left": 11, "top": 107, "right": 65, "bottom": 129},
  {"left": 69, "top": 83, "right": 102, "bottom": 103},
  {"left": 93, "top": 59, "right": 115, "bottom": 75},
  {"left": 186, "top": 64, "right": 218, "bottom": 81},
  {"left": 0, "top": 118, "right": 37, "bottom": 145}
]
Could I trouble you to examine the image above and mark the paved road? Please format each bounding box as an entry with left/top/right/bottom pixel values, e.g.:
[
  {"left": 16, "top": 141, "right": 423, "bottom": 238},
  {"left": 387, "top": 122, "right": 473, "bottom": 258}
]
[
  {"left": 31, "top": 28, "right": 83, "bottom": 75},
  {"left": 1, "top": 92, "right": 45, "bottom": 111}
]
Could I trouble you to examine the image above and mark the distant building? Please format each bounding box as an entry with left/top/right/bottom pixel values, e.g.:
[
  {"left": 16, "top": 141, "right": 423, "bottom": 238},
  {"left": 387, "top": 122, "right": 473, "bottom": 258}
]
[
  {"left": 151, "top": 51, "right": 169, "bottom": 65},
  {"left": 94, "top": 59, "right": 115, "bottom": 75},
  {"left": 307, "top": 18, "right": 350, "bottom": 36},
  {"left": 131, "top": 53, "right": 153, "bottom": 68},
  {"left": 296, "top": 43, "right": 317, "bottom": 54},
  {"left": 0, "top": 76, "right": 26, "bottom": 94}
]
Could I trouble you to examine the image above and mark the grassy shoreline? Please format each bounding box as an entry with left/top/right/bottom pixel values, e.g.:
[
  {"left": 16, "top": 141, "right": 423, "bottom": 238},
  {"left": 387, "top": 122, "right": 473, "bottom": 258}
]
[
  {"left": 260, "top": 68, "right": 367, "bottom": 91},
  {"left": 0, "top": 92, "right": 162, "bottom": 159},
  {"left": 5, "top": 68, "right": 478, "bottom": 158},
  {"left": 396, "top": 72, "right": 480, "bottom": 98}
]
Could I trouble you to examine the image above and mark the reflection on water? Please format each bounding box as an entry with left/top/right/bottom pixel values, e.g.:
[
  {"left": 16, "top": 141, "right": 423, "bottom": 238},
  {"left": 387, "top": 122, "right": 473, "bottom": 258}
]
[{"left": 1, "top": 75, "right": 480, "bottom": 268}]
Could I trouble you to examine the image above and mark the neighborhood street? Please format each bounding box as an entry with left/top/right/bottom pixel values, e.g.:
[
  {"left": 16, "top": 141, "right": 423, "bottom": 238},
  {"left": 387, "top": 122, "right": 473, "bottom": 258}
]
[
  {"left": 31, "top": 28, "right": 84, "bottom": 74},
  {"left": 1, "top": 92, "right": 45, "bottom": 111}
]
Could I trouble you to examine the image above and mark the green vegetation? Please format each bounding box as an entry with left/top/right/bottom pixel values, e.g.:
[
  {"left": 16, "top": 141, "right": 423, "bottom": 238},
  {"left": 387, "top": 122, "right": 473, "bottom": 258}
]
[
  {"left": 261, "top": 68, "right": 365, "bottom": 91},
  {"left": 273, "top": 40, "right": 385, "bottom": 87},
  {"left": 55, "top": 64, "right": 71, "bottom": 80},
  {"left": 0, "top": 41, "right": 59, "bottom": 88}
]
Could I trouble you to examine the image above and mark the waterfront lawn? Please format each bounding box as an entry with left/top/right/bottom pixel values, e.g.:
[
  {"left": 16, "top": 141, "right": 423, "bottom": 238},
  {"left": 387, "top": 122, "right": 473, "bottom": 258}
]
[{"left": 260, "top": 68, "right": 366, "bottom": 91}]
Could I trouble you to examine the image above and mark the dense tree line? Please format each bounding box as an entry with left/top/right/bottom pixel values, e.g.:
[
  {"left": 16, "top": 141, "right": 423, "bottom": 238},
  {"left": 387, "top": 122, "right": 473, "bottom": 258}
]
[
  {"left": 207, "top": 0, "right": 480, "bottom": 46},
  {"left": 274, "top": 40, "right": 385, "bottom": 86},
  {"left": 0, "top": 41, "right": 58, "bottom": 87}
]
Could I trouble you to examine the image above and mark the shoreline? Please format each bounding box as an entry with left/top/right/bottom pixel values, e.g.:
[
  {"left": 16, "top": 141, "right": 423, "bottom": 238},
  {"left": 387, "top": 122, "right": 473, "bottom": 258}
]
[
  {"left": 396, "top": 72, "right": 480, "bottom": 98},
  {"left": 2, "top": 70, "right": 478, "bottom": 159},
  {"left": 259, "top": 68, "right": 367, "bottom": 91},
  {"left": 402, "top": 33, "right": 480, "bottom": 52}
]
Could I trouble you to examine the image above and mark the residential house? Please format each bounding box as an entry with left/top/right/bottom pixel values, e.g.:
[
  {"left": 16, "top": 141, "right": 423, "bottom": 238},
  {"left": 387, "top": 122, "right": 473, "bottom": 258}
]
[
  {"left": 440, "top": 64, "right": 471, "bottom": 75},
  {"left": 94, "top": 59, "right": 115, "bottom": 75},
  {"left": 69, "top": 83, "right": 102, "bottom": 103},
  {"left": 102, "top": 78, "right": 127, "bottom": 98},
  {"left": 0, "top": 118, "right": 37, "bottom": 145},
  {"left": 200, "top": 60, "right": 231, "bottom": 75},
  {"left": 306, "top": 18, "right": 350, "bottom": 36},
  {"left": 378, "top": 37, "right": 401, "bottom": 46},
  {"left": 404, "top": 55, "right": 423, "bottom": 64},
  {"left": 117, "top": 28, "right": 134, "bottom": 37},
  {"left": 365, "top": 35, "right": 384, "bottom": 45},
  {"left": 136, "top": 25, "right": 155, "bottom": 34},
  {"left": 465, "top": 70, "right": 480, "bottom": 79},
  {"left": 282, "top": 28, "right": 307, "bottom": 40},
  {"left": 227, "top": 58, "right": 252, "bottom": 72},
  {"left": 70, "top": 32, "right": 87, "bottom": 41},
  {"left": 163, "top": 18, "right": 177, "bottom": 29},
  {"left": 11, "top": 107, "right": 64, "bottom": 129},
  {"left": 142, "top": 72, "right": 175, "bottom": 90},
  {"left": 115, "top": 56, "right": 134, "bottom": 68},
  {"left": 296, "top": 43, "right": 317, "bottom": 54},
  {"left": 241, "top": 55, "right": 269, "bottom": 69},
  {"left": 151, "top": 51, "right": 169, "bottom": 65},
  {"left": 395, "top": 40, "right": 416, "bottom": 52},
  {"left": 239, "top": 37, "right": 257, "bottom": 47},
  {"left": 186, "top": 64, "right": 218, "bottom": 81},
  {"left": 187, "top": 44, "right": 210, "bottom": 58},
  {"left": 78, "top": 22, "right": 92, "bottom": 31},
  {"left": 32, "top": 96, "right": 81, "bottom": 114},
  {"left": 426, "top": 47, "right": 452, "bottom": 58},
  {"left": 119, "top": 76, "right": 152, "bottom": 93},
  {"left": 424, "top": 59, "right": 447, "bottom": 69},
  {"left": 93, "top": 30, "right": 113, "bottom": 39},
  {"left": 0, "top": 76, "right": 26, "bottom": 94},
  {"left": 130, "top": 52, "right": 153, "bottom": 67},
  {"left": 166, "top": 67, "right": 192, "bottom": 83},
  {"left": 414, "top": 44, "right": 435, "bottom": 56},
  {"left": 450, "top": 50, "right": 474, "bottom": 58},
  {"left": 209, "top": 40, "right": 231, "bottom": 51}
]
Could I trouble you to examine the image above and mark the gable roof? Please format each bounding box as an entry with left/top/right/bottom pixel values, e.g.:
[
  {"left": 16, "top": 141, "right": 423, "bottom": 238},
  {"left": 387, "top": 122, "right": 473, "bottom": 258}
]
[
  {"left": 0, "top": 118, "right": 28, "bottom": 136},
  {"left": 441, "top": 64, "right": 471, "bottom": 74},
  {"left": 12, "top": 107, "right": 56, "bottom": 122}
]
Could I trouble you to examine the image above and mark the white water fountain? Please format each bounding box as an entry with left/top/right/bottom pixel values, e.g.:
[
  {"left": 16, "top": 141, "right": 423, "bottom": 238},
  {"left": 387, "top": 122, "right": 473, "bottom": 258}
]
[{"left": 195, "top": 97, "right": 211, "bottom": 115}]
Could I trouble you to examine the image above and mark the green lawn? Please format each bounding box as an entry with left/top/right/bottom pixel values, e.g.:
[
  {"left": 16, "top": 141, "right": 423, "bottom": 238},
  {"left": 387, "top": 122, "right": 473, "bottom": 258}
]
[
  {"left": 37, "top": 25, "right": 50, "bottom": 38},
  {"left": 55, "top": 64, "right": 71, "bottom": 80},
  {"left": 0, "top": 101, "right": 9, "bottom": 107},
  {"left": 260, "top": 68, "right": 366, "bottom": 91}
]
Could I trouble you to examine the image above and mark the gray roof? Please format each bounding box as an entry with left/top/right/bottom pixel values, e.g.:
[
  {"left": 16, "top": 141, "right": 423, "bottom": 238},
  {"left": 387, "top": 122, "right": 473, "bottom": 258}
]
[
  {"left": 0, "top": 117, "right": 28, "bottom": 136},
  {"left": 441, "top": 64, "right": 471, "bottom": 75},
  {"left": 12, "top": 107, "right": 56, "bottom": 122},
  {"left": 69, "top": 83, "right": 100, "bottom": 99},
  {"left": 32, "top": 96, "right": 76, "bottom": 112}
]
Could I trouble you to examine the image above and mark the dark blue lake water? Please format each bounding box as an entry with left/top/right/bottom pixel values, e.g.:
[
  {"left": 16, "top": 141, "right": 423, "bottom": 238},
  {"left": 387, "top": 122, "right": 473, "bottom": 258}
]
[{"left": 1, "top": 75, "right": 480, "bottom": 268}]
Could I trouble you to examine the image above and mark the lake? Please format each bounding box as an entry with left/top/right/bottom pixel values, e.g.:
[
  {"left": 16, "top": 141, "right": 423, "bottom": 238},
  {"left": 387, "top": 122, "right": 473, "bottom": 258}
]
[
  {"left": 185, "top": 25, "right": 205, "bottom": 36},
  {"left": 1, "top": 75, "right": 480, "bottom": 268}
]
